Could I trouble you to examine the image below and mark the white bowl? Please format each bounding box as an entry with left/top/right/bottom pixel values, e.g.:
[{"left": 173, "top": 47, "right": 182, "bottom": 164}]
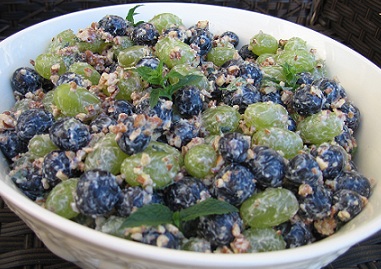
[{"left": 1, "top": 3, "right": 381, "bottom": 269}]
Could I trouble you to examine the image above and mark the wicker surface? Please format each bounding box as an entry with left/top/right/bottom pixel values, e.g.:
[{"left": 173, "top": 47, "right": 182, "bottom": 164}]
[{"left": 1, "top": 0, "right": 381, "bottom": 268}]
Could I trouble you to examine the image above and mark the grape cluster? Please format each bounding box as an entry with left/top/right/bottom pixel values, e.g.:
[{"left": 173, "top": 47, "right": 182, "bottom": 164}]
[{"left": 1, "top": 9, "right": 372, "bottom": 254}]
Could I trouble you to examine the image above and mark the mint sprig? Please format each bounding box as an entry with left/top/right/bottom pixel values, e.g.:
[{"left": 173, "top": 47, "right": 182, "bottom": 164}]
[
  {"left": 281, "top": 62, "right": 298, "bottom": 88},
  {"left": 121, "top": 198, "right": 238, "bottom": 229},
  {"left": 126, "top": 5, "right": 144, "bottom": 26},
  {"left": 135, "top": 61, "right": 203, "bottom": 107}
]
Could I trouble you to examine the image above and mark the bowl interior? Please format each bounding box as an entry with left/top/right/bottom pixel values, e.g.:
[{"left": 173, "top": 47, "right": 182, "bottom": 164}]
[{"left": 1, "top": 2, "right": 381, "bottom": 268}]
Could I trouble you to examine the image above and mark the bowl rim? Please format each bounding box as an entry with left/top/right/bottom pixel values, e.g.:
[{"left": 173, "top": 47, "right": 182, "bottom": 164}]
[{"left": 1, "top": 2, "right": 381, "bottom": 267}]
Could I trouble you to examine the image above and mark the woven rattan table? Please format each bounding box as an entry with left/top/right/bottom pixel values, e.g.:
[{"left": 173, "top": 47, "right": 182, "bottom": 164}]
[{"left": 1, "top": 1, "right": 381, "bottom": 268}]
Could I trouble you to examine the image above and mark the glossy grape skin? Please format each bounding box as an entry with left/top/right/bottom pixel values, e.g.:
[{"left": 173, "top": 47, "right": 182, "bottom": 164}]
[
  {"left": 332, "top": 170, "right": 371, "bottom": 198},
  {"left": 132, "top": 22, "right": 160, "bottom": 46},
  {"left": 238, "top": 44, "right": 258, "bottom": 60},
  {"left": 165, "top": 119, "right": 199, "bottom": 149},
  {"left": 85, "top": 133, "right": 128, "bottom": 175},
  {"left": 184, "top": 143, "right": 217, "bottom": 179},
  {"left": 222, "top": 83, "right": 262, "bottom": 113},
  {"left": 283, "top": 37, "right": 308, "bottom": 51},
  {"left": 218, "top": 132, "right": 250, "bottom": 164},
  {"left": 45, "top": 178, "right": 79, "bottom": 219},
  {"left": 334, "top": 125, "right": 357, "bottom": 156},
  {"left": 98, "top": 15, "right": 129, "bottom": 37},
  {"left": 75, "top": 169, "right": 121, "bottom": 217},
  {"left": 206, "top": 46, "right": 237, "bottom": 67},
  {"left": 34, "top": 53, "right": 67, "bottom": 79},
  {"left": 115, "top": 186, "right": 157, "bottom": 217},
  {"left": 52, "top": 83, "right": 101, "bottom": 119},
  {"left": 277, "top": 219, "right": 314, "bottom": 248},
  {"left": 173, "top": 86, "right": 203, "bottom": 119},
  {"left": 243, "top": 228, "right": 286, "bottom": 252},
  {"left": 155, "top": 36, "right": 199, "bottom": 68},
  {"left": 68, "top": 62, "right": 101, "bottom": 86},
  {"left": 148, "top": 12, "right": 184, "bottom": 33},
  {"left": 49, "top": 117, "right": 91, "bottom": 151},
  {"left": 249, "top": 31, "right": 278, "bottom": 55},
  {"left": 252, "top": 127, "right": 303, "bottom": 159},
  {"left": 16, "top": 109, "right": 54, "bottom": 142},
  {"left": 240, "top": 187, "right": 299, "bottom": 228},
  {"left": 338, "top": 101, "right": 361, "bottom": 131},
  {"left": 220, "top": 31, "right": 240, "bottom": 47},
  {"left": 47, "top": 29, "right": 77, "bottom": 52},
  {"left": 188, "top": 29, "right": 213, "bottom": 56},
  {"left": 248, "top": 145, "right": 286, "bottom": 188},
  {"left": 292, "top": 84, "right": 326, "bottom": 116},
  {"left": 201, "top": 106, "right": 241, "bottom": 135},
  {"left": 108, "top": 100, "right": 134, "bottom": 120},
  {"left": 297, "top": 110, "right": 344, "bottom": 145},
  {"left": 211, "top": 163, "right": 256, "bottom": 206},
  {"left": 244, "top": 102, "right": 289, "bottom": 131},
  {"left": 117, "top": 45, "right": 152, "bottom": 68},
  {"left": 0, "top": 130, "right": 28, "bottom": 160},
  {"left": 10, "top": 167, "right": 46, "bottom": 201},
  {"left": 11, "top": 67, "right": 44, "bottom": 97},
  {"left": 312, "top": 78, "right": 346, "bottom": 109},
  {"left": 298, "top": 184, "right": 333, "bottom": 220},
  {"left": 276, "top": 49, "right": 316, "bottom": 74},
  {"left": 115, "top": 69, "right": 144, "bottom": 101}
]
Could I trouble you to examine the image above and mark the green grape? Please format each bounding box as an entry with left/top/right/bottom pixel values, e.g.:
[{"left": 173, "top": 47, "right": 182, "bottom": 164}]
[
  {"left": 244, "top": 102, "right": 289, "bottom": 131},
  {"left": 28, "top": 134, "right": 58, "bottom": 158},
  {"left": 52, "top": 83, "right": 101, "bottom": 119},
  {"left": 42, "top": 90, "right": 54, "bottom": 114},
  {"left": 297, "top": 110, "right": 344, "bottom": 145},
  {"left": 206, "top": 46, "right": 238, "bottom": 67},
  {"left": 240, "top": 187, "right": 299, "bottom": 228},
  {"left": 261, "top": 65, "right": 287, "bottom": 82},
  {"left": 201, "top": 105, "right": 241, "bottom": 135},
  {"left": 84, "top": 133, "right": 128, "bottom": 175},
  {"left": 112, "top": 36, "right": 134, "bottom": 57},
  {"left": 252, "top": 127, "right": 303, "bottom": 159},
  {"left": 69, "top": 62, "right": 101, "bottom": 85},
  {"left": 243, "top": 228, "right": 286, "bottom": 252},
  {"left": 168, "top": 64, "right": 209, "bottom": 91},
  {"left": 120, "top": 142, "right": 181, "bottom": 189},
  {"left": 182, "top": 237, "right": 211, "bottom": 252},
  {"left": 115, "top": 70, "right": 144, "bottom": 101},
  {"left": 155, "top": 36, "right": 199, "bottom": 68},
  {"left": 283, "top": 37, "right": 308, "bottom": 51},
  {"left": 34, "top": 53, "right": 67, "bottom": 79},
  {"left": 117, "top": 45, "right": 152, "bottom": 68},
  {"left": 148, "top": 13, "right": 184, "bottom": 33},
  {"left": 13, "top": 99, "right": 33, "bottom": 112},
  {"left": 45, "top": 178, "right": 79, "bottom": 219},
  {"left": 77, "top": 39, "right": 110, "bottom": 54},
  {"left": 48, "top": 29, "right": 78, "bottom": 52},
  {"left": 256, "top": 53, "right": 276, "bottom": 66},
  {"left": 276, "top": 49, "right": 316, "bottom": 73},
  {"left": 249, "top": 31, "right": 278, "bottom": 56},
  {"left": 184, "top": 144, "right": 217, "bottom": 179},
  {"left": 98, "top": 215, "right": 127, "bottom": 238}
]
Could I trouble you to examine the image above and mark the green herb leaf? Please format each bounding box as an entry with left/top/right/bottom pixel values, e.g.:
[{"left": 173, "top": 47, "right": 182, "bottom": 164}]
[
  {"left": 178, "top": 198, "right": 239, "bottom": 222},
  {"left": 167, "top": 71, "right": 203, "bottom": 93},
  {"left": 121, "top": 204, "right": 174, "bottom": 228},
  {"left": 126, "top": 5, "right": 144, "bottom": 26},
  {"left": 149, "top": 88, "right": 161, "bottom": 107},
  {"left": 282, "top": 62, "right": 298, "bottom": 88}
]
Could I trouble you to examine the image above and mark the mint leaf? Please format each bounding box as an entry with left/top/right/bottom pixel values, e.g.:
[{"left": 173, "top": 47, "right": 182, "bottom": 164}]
[
  {"left": 149, "top": 88, "right": 161, "bottom": 107},
  {"left": 178, "top": 198, "right": 239, "bottom": 222},
  {"left": 282, "top": 63, "right": 298, "bottom": 88},
  {"left": 167, "top": 71, "right": 203, "bottom": 93},
  {"left": 126, "top": 5, "right": 144, "bottom": 26},
  {"left": 121, "top": 204, "right": 174, "bottom": 228}
]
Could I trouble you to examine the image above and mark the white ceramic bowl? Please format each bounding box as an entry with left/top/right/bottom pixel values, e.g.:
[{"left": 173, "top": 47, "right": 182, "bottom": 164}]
[{"left": 1, "top": 3, "right": 381, "bottom": 269}]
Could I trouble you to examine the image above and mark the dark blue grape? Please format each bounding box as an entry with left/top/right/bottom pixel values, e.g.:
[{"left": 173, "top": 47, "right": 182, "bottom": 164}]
[
  {"left": 116, "top": 116, "right": 151, "bottom": 155},
  {"left": 220, "top": 31, "right": 239, "bottom": 47},
  {"left": 163, "top": 177, "right": 211, "bottom": 211},
  {"left": 10, "top": 167, "right": 46, "bottom": 201},
  {"left": 89, "top": 113, "right": 117, "bottom": 133},
  {"left": 108, "top": 100, "right": 134, "bottom": 120},
  {"left": 115, "top": 186, "right": 156, "bottom": 217},
  {"left": 334, "top": 125, "right": 357, "bottom": 155},
  {"left": 310, "top": 143, "right": 347, "bottom": 180},
  {"left": 173, "top": 86, "right": 203, "bottom": 119},
  {"left": 165, "top": 119, "right": 199, "bottom": 149},
  {"left": 56, "top": 72, "right": 86, "bottom": 87},
  {"left": 75, "top": 169, "right": 121, "bottom": 216},
  {"left": 162, "top": 26, "right": 187, "bottom": 42},
  {"left": 11, "top": 67, "right": 43, "bottom": 98},
  {"left": 136, "top": 56, "right": 160, "bottom": 69},
  {"left": 134, "top": 225, "right": 183, "bottom": 249},
  {"left": 0, "top": 130, "right": 28, "bottom": 160},
  {"left": 292, "top": 84, "right": 326, "bottom": 116},
  {"left": 197, "top": 212, "right": 243, "bottom": 248},
  {"left": 295, "top": 72, "right": 314, "bottom": 86},
  {"left": 298, "top": 184, "right": 332, "bottom": 220},
  {"left": 333, "top": 170, "right": 371, "bottom": 198},
  {"left": 238, "top": 44, "right": 257, "bottom": 60},
  {"left": 261, "top": 91, "right": 284, "bottom": 107},
  {"left": 211, "top": 163, "right": 255, "bottom": 206},
  {"left": 249, "top": 145, "right": 286, "bottom": 188},
  {"left": 98, "top": 15, "right": 129, "bottom": 37},
  {"left": 285, "top": 153, "right": 323, "bottom": 186},
  {"left": 49, "top": 117, "right": 90, "bottom": 151},
  {"left": 188, "top": 29, "right": 213, "bottom": 56},
  {"left": 222, "top": 83, "right": 262, "bottom": 113},
  {"left": 287, "top": 116, "right": 297, "bottom": 132},
  {"left": 239, "top": 61, "right": 262, "bottom": 88},
  {"left": 42, "top": 150, "right": 78, "bottom": 188},
  {"left": 278, "top": 219, "right": 314, "bottom": 248},
  {"left": 132, "top": 22, "right": 159, "bottom": 46},
  {"left": 218, "top": 132, "right": 250, "bottom": 164},
  {"left": 135, "top": 98, "right": 173, "bottom": 131},
  {"left": 312, "top": 78, "right": 346, "bottom": 109},
  {"left": 332, "top": 189, "right": 364, "bottom": 222},
  {"left": 338, "top": 101, "right": 360, "bottom": 131},
  {"left": 16, "top": 109, "right": 54, "bottom": 141}
]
